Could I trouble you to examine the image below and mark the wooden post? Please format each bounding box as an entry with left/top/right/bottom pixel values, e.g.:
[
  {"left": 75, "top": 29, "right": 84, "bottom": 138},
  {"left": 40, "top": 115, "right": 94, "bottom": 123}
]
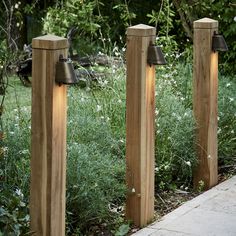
[
  {"left": 193, "top": 18, "right": 218, "bottom": 190},
  {"left": 30, "top": 35, "right": 68, "bottom": 236},
  {"left": 126, "top": 24, "right": 156, "bottom": 227}
]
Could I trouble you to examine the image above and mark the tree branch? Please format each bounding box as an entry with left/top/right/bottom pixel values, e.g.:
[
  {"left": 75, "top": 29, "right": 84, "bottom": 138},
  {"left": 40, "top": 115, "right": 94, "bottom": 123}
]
[{"left": 172, "top": 0, "right": 193, "bottom": 40}]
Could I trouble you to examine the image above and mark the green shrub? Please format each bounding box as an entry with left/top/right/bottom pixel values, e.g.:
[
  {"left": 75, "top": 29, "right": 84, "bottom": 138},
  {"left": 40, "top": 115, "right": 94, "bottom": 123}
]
[
  {"left": 66, "top": 143, "right": 125, "bottom": 233},
  {"left": 155, "top": 67, "right": 197, "bottom": 190},
  {"left": 0, "top": 186, "right": 29, "bottom": 235},
  {"left": 66, "top": 67, "right": 127, "bottom": 233},
  {"left": 0, "top": 56, "right": 235, "bottom": 234},
  {"left": 218, "top": 75, "right": 236, "bottom": 162},
  {"left": 0, "top": 80, "right": 31, "bottom": 234}
]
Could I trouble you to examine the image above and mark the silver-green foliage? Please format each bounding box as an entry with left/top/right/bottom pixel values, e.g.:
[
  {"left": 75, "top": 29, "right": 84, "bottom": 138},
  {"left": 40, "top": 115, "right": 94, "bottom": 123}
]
[{"left": 155, "top": 64, "right": 196, "bottom": 190}]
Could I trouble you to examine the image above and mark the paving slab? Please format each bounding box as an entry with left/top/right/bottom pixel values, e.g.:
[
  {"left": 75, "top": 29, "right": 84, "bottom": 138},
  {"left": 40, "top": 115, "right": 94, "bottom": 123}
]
[{"left": 132, "top": 176, "right": 236, "bottom": 236}]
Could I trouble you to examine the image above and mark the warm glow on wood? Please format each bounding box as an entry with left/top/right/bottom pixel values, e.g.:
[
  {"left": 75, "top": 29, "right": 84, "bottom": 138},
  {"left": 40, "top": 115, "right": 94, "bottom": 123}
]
[
  {"left": 30, "top": 35, "right": 68, "bottom": 236},
  {"left": 126, "top": 24, "right": 155, "bottom": 227},
  {"left": 193, "top": 18, "right": 218, "bottom": 190}
]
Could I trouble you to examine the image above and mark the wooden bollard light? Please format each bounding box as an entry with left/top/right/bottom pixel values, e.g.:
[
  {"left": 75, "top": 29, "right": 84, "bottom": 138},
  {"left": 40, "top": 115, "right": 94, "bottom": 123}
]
[
  {"left": 193, "top": 18, "right": 228, "bottom": 190},
  {"left": 125, "top": 24, "right": 166, "bottom": 227},
  {"left": 30, "top": 35, "right": 77, "bottom": 236}
]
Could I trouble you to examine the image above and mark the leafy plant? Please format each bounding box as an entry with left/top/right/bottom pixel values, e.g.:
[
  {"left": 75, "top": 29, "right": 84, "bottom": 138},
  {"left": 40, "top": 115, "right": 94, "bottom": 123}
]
[
  {"left": 155, "top": 68, "right": 197, "bottom": 190},
  {"left": 218, "top": 75, "right": 236, "bottom": 161},
  {"left": 114, "top": 223, "right": 130, "bottom": 236},
  {"left": 0, "top": 186, "right": 30, "bottom": 235},
  {"left": 147, "top": 0, "right": 179, "bottom": 63}
]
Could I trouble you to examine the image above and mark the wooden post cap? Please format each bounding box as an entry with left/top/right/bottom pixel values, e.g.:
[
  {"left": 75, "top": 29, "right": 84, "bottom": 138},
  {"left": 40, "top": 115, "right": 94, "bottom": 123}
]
[
  {"left": 194, "top": 18, "right": 218, "bottom": 29},
  {"left": 127, "top": 24, "right": 156, "bottom": 37},
  {"left": 32, "top": 34, "right": 68, "bottom": 50}
]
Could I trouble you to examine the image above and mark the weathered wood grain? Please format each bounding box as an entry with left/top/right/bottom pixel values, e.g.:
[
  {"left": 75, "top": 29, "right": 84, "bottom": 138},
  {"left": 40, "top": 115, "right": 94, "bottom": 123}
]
[
  {"left": 193, "top": 18, "right": 218, "bottom": 190},
  {"left": 30, "top": 35, "right": 68, "bottom": 236},
  {"left": 126, "top": 24, "right": 155, "bottom": 227}
]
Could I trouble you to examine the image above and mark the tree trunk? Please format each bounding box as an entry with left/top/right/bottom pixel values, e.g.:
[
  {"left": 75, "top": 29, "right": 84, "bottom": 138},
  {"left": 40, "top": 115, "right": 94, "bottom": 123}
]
[{"left": 172, "top": 0, "right": 193, "bottom": 40}]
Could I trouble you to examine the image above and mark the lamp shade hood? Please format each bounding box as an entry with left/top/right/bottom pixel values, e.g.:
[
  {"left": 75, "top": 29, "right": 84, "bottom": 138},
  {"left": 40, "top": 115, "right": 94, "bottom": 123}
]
[
  {"left": 212, "top": 33, "right": 228, "bottom": 52},
  {"left": 55, "top": 55, "right": 79, "bottom": 85},
  {"left": 147, "top": 44, "right": 167, "bottom": 66}
]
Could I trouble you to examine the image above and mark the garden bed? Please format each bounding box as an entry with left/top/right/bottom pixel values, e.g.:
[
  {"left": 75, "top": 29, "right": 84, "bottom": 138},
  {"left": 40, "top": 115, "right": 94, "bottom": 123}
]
[{"left": 0, "top": 58, "right": 235, "bottom": 235}]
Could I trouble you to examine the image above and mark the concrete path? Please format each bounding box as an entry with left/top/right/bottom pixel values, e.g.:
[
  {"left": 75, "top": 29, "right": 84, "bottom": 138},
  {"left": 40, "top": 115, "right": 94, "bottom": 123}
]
[{"left": 133, "top": 175, "right": 236, "bottom": 236}]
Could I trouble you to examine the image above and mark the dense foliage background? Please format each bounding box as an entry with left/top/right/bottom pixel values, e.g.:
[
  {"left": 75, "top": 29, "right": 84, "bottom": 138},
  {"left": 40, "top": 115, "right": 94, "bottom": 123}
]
[{"left": 0, "top": 0, "right": 235, "bottom": 73}]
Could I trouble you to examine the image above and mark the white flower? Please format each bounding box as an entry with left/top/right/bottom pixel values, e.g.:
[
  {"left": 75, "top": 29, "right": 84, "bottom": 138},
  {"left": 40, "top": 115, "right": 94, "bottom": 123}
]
[
  {"left": 96, "top": 105, "right": 102, "bottom": 112},
  {"left": 103, "top": 80, "right": 108, "bottom": 86},
  {"left": 19, "top": 149, "right": 29, "bottom": 155},
  {"left": 3, "top": 147, "right": 8, "bottom": 152},
  {"left": 131, "top": 188, "right": 135, "bottom": 193},
  {"left": 185, "top": 161, "right": 191, "bottom": 167},
  {"left": 226, "top": 83, "right": 231, "bottom": 87},
  {"left": 229, "top": 98, "right": 234, "bottom": 102},
  {"left": 231, "top": 130, "right": 235, "bottom": 134},
  {"left": 234, "top": 16, "right": 236, "bottom": 22},
  {"left": 21, "top": 106, "right": 28, "bottom": 112},
  {"left": 20, "top": 201, "right": 26, "bottom": 207},
  {"left": 86, "top": 87, "right": 91, "bottom": 92},
  {"left": 15, "top": 188, "right": 23, "bottom": 197},
  {"left": 15, "top": 3, "right": 19, "bottom": 9},
  {"left": 176, "top": 53, "right": 181, "bottom": 59},
  {"left": 177, "top": 116, "right": 181, "bottom": 121},
  {"left": 118, "top": 99, "right": 122, "bottom": 103}
]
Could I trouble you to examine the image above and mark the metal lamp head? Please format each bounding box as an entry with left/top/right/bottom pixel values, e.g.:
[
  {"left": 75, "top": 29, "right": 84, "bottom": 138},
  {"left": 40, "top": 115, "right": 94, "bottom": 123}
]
[
  {"left": 212, "top": 32, "right": 228, "bottom": 52},
  {"left": 147, "top": 44, "right": 167, "bottom": 66},
  {"left": 55, "top": 55, "right": 79, "bottom": 85}
]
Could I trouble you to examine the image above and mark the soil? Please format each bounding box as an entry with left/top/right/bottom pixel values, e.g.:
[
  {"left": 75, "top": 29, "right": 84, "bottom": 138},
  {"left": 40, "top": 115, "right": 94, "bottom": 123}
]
[
  {"left": 84, "top": 168, "right": 236, "bottom": 235},
  {"left": 130, "top": 169, "right": 236, "bottom": 235}
]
